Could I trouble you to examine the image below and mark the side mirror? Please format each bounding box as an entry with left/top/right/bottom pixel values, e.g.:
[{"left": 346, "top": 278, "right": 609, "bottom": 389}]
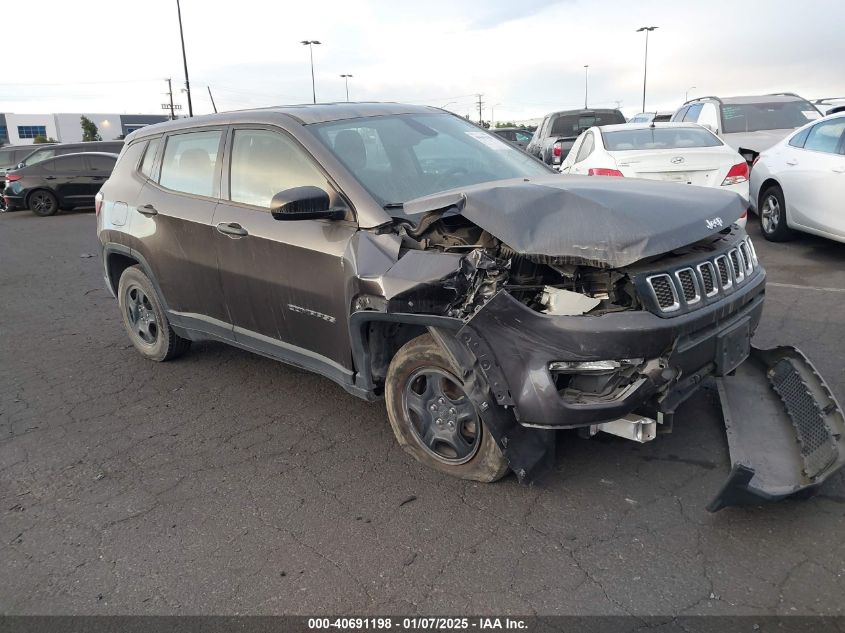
[{"left": 270, "top": 186, "right": 345, "bottom": 221}]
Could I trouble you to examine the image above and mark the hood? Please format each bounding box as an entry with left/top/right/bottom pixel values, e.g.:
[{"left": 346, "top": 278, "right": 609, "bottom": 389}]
[
  {"left": 402, "top": 175, "right": 745, "bottom": 268},
  {"left": 722, "top": 129, "right": 795, "bottom": 153}
]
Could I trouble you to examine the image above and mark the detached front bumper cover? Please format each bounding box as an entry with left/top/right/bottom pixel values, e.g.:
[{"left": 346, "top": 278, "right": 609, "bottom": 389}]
[{"left": 708, "top": 346, "right": 845, "bottom": 512}]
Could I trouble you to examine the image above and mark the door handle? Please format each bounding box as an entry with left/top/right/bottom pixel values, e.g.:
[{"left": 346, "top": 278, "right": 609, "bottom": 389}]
[
  {"left": 137, "top": 203, "right": 158, "bottom": 216},
  {"left": 833, "top": 166, "right": 845, "bottom": 173},
  {"left": 786, "top": 159, "right": 798, "bottom": 166},
  {"left": 216, "top": 222, "right": 248, "bottom": 237},
  {"left": 45, "top": 176, "right": 56, "bottom": 180}
]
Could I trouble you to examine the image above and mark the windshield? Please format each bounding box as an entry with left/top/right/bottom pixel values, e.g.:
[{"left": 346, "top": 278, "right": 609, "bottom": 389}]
[
  {"left": 550, "top": 111, "right": 625, "bottom": 137},
  {"left": 721, "top": 101, "right": 821, "bottom": 133},
  {"left": 602, "top": 127, "right": 723, "bottom": 151},
  {"left": 312, "top": 113, "right": 551, "bottom": 207}
]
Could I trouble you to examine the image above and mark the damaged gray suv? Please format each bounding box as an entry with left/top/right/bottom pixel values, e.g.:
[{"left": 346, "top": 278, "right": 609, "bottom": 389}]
[{"left": 97, "top": 103, "right": 845, "bottom": 511}]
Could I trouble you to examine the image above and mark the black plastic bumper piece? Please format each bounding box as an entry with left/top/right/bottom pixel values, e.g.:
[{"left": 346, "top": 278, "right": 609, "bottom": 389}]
[{"left": 708, "top": 346, "right": 845, "bottom": 512}]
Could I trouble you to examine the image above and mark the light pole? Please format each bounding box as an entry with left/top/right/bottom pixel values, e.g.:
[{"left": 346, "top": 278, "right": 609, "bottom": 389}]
[
  {"left": 583, "top": 65, "right": 589, "bottom": 109},
  {"left": 685, "top": 85, "right": 696, "bottom": 102},
  {"left": 636, "top": 26, "right": 658, "bottom": 113},
  {"left": 176, "top": 0, "right": 193, "bottom": 117},
  {"left": 301, "top": 40, "right": 321, "bottom": 104},
  {"left": 339, "top": 74, "right": 353, "bottom": 102}
]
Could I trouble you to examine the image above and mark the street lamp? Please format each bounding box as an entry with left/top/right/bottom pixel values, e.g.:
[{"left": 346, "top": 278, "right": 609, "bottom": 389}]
[
  {"left": 339, "top": 74, "right": 353, "bottom": 102},
  {"left": 636, "top": 26, "right": 658, "bottom": 113},
  {"left": 583, "top": 65, "right": 589, "bottom": 109},
  {"left": 301, "top": 40, "right": 321, "bottom": 104},
  {"left": 685, "top": 85, "right": 696, "bottom": 102}
]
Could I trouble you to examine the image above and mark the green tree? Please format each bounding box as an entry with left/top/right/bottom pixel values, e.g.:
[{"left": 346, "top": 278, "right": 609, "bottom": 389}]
[
  {"left": 80, "top": 116, "right": 102, "bottom": 142},
  {"left": 33, "top": 135, "right": 50, "bottom": 144}
]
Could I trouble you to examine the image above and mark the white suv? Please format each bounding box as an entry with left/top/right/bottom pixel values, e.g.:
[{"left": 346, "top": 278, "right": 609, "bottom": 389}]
[{"left": 671, "top": 93, "right": 823, "bottom": 161}]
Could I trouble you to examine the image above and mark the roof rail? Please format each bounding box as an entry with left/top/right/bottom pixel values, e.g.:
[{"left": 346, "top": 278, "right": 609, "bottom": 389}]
[
  {"left": 767, "top": 92, "right": 804, "bottom": 99},
  {"left": 813, "top": 97, "right": 845, "bottom": 104},
  {"left": 681, "top": 96, "right": 723, "bottom": 106}
]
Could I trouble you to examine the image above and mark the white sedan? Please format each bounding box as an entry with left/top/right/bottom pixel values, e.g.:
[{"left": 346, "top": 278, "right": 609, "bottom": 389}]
[
  {"left": 559, "top": 122, "right": 749, "bottom": 227},
  {"left": 749, "top": 113, "right": 845, "bottom": 242}
]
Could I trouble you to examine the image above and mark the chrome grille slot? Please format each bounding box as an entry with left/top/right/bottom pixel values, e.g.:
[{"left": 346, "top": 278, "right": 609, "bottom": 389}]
[
  {"left": 746, "top": 237, "right": 758, "bottom": 265},
  {"left": 697, "top": 261, "right": 718, "bottom": 297},
  {"left": 739, "top": 242, "right": 753, "bottom": 274},
  {"left": 729, "top": 249, "right": 744, "bottom": 283},
  {"left": 675, "top": 268, "right": 700, "bottom": 304},
  {"left": 647, "top": 274, "right": 679, "bottom": 312},
  {"left": 715, "top": 255, "right": 732, "bottom": 289}
]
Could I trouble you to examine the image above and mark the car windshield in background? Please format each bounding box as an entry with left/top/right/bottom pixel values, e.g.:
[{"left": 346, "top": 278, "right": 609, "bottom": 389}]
[
  {"left": 551, "top": 112, "right": 625, "bottom": 136},
  {"left": 721, "top": 101, "right": 820, "bottom": 133},
  {"left": 313, "top": 113, "right": 550, "bottom": 208},
  {"left": 602, "top": 127, "right": 723, "bottom": 151},
  {"left": 20, "top": 149, "right": 56, "bottom": 166}
]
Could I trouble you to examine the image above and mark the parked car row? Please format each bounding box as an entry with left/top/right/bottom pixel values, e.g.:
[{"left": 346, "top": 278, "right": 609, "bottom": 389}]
[{"left": 1, "top": 140, "right": 122, "bottom": 213}]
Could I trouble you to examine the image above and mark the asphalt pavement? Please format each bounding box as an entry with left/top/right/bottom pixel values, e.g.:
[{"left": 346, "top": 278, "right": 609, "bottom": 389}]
[{"left": 1, "top": 209, "right": 844, "bottom": 616}]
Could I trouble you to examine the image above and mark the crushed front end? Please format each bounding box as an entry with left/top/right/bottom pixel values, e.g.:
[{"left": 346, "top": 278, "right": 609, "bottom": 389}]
[{"left": 353, "top": 179, "right": 845, "bottom": 509}]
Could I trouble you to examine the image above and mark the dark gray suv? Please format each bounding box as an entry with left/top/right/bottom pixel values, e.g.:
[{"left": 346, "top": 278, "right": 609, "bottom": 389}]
[{"left": 96, "top": 103, "right": 844, "bottom": 510}]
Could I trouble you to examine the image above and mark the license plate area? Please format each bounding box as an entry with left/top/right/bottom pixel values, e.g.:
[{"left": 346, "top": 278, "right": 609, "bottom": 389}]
[{"left": 715, "top": 317, "right": 751, "bottom": 376}]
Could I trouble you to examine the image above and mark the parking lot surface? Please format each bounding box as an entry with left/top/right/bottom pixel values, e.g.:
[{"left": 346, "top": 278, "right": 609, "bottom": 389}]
[{"left": 2, "top": 209, "right": 845, "bottom": 616}]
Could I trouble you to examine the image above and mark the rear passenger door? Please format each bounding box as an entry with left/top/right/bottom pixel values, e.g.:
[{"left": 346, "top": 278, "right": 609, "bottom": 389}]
[
  {"left": 132, "top": 128, "right": 230, "bottom": 331},
  {"left": 213, "top": 125, "right": 358, "bottom": 374},
  {"left": 84, "top": 154, "right": 116, "bottom": 198}
]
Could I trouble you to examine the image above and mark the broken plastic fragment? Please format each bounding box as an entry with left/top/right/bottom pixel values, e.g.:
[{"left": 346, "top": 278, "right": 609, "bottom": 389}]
[{"left": 540, "top": 286, "right": 601, "bottom": 316}]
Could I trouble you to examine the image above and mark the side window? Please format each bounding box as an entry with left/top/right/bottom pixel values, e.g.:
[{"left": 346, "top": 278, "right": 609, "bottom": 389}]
[
  {"left": 803, "top": 119, "right": 845, "bottom": 154},
  {"left": 159, "top": 130, "right": 222, "bottom": 197},
  {"left": 698, "top": 103, "right": 719, "bottom": 130},
  {"left": 683, "top": 103, "right": 703, "bottom": 122},
  {"left": 140, "top": 138, "right": 160, "bottom": 178},
  {"left": 788, "top": 127, "right": 811, "bottom": 148},
  {"left": 52, "top": 156, "right": 85, "bottom": 172},
  {"left": 229, "top": 128, "right": 331, "bottom": 209},
  {"left": 87, "top": 155, "right": 116, "bottom": 171},
  {"left": 515, "top": 131, "right": 532, "bottom": 143},
  {"left": 575, "top": 132, "right": 594, "bottom": 163},
  {"left": 672, "top": 106, "right": 689, "bottom": 122}
]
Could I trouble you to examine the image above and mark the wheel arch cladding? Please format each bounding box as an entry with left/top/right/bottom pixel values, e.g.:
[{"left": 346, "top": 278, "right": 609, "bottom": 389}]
[{"left": 105, "top": 251, "right": 139, "bottom": 295}]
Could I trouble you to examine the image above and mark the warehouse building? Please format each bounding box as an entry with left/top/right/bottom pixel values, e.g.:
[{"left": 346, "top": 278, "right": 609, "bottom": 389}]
[{"left": 0, "top": 112, "right": 169, "bottom": 145}]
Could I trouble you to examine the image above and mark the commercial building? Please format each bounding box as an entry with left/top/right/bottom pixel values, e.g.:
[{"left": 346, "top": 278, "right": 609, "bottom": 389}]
[{"left": 0, "top": 112, "right": 169, "bottom": 145}]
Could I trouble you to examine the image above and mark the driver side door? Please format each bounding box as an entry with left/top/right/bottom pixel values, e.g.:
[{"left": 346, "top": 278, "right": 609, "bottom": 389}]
[{"left": 213, "top": 125, "right": 359, "bottom": 377}]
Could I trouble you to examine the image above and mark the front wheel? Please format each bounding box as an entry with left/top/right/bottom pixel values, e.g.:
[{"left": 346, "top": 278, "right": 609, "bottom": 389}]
[
  {"left": 117, "top": 265, "right": 191, "bottom": 362},
  {"left": 385, "top": 334, "right": 509, "bottom": 482},
  {"left": 759, "top": 185, "right": 794, "bottom": 242},
  {"left": 28, "top": 190, "right": 59, "bottom": 217}
]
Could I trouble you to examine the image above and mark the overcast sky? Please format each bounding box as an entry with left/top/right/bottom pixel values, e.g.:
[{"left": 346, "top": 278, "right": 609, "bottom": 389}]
[{"left": 2, "top": 0, "right": 843, "bottom": 121}]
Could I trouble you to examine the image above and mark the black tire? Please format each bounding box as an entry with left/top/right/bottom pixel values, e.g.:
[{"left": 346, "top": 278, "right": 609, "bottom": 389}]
[
  {"left": 385, "top": 334, "right": 509, "bottom": 482},
  {"left": 117, "top": 265, "right": 191, "bottom": 362},
  {"left": 758, "top": 184, "right": 795, "bottom": 242},
  {"left": 28, "top": 190, "right": 59, "bottom": 217}
]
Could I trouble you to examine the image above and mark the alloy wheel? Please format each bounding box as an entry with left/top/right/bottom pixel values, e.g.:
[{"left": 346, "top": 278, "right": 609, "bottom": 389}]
[
  {"left": 30, "top": 192, "right": 56, "bottom": 214},
  {"left": 402, "top": 367, "right": 481, "bottom": 464},
  {"left": 761, "top": 194, "right": 781, "bottom": 234},
  {"left": 125, "top": 285, "right": 159, "bottom": 345}
]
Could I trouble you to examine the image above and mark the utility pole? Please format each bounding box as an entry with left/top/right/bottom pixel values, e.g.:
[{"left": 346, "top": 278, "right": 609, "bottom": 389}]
[
  {"left": 636, "top": 26, "right": 658, "bottom": 113},
  {"left": 207, "top": 86, "right": 218, "bottom": 113},
  {"left": 301, "top": 40, "right": 321, "bottom": 103},
  {"left": 583, "top": 65, "right": 589, "bottom": 109},
  {"left": 176, "top": 0, "right": 193, "bottom": 117},
  {"left": 476, "top": 93, "right": 484, "bottom": 125},
  {"left": 165, "top": 78, "right": 175, "bottom": 120}
]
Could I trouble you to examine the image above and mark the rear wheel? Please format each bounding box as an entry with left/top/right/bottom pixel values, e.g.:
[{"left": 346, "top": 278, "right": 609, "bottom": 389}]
[
  {"left": 117, "top": 265, "right": 190, "bottom": 362},
  {"left": 28, "top": 190, "right": 59, "bottom": 217},
  {"left": 385, "top": 334, "right": 509, "bottom": 482},
  {"left": 759, "top": 185, "right": 794, "bottom": 242}
]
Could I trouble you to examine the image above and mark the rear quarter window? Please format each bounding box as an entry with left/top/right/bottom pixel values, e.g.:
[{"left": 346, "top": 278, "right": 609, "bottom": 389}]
[{"left": 110, "top": 141, "right": 147, "bottom": 179}]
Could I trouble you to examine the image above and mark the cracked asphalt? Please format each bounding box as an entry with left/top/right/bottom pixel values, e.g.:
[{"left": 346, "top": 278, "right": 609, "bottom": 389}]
[{"left": 1, "top": 209, "right": 845, "bottom": 617}]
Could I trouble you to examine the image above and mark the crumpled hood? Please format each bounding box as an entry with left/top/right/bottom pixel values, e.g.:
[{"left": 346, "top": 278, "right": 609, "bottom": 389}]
[
  {"left": 722, "top": 129, "right": 794, "bottom": 153},
  {"left": 402, "top": 175, "right": 746, "bottom": 268}
]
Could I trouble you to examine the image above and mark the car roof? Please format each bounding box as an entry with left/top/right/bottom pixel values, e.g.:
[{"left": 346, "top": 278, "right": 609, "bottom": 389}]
[
  {"left": 548, "top": 108, "right": 620, "bottom": 117},
  {"left": 127, "top": 102, "right": 442, "bottom": 140},
  {"left": 493, "top": 127, "right": 529, "bottom": 131},
  {"left": 691, "top": 95, "right": 809, "bottom": 105},
  {"left": 50, "top": 151, "right": 119, "bottom": 158},
  {"left": 33, "top": 141, "right": 122, "bottom": 149}
]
